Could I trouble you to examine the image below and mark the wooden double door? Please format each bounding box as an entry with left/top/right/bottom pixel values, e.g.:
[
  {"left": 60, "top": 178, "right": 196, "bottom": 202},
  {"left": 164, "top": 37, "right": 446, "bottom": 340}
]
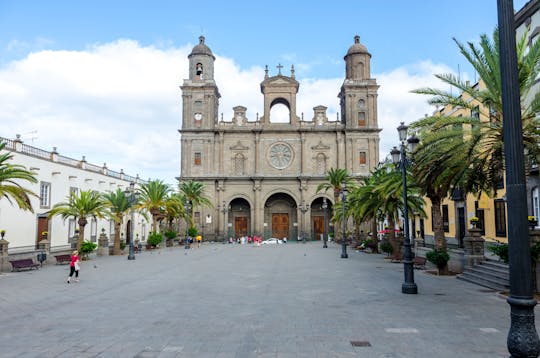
[
  {"left": 272, "top": 213, "right": 289, "bottom": 239},
  {"left": 235, "top": 217, "right": 248, "bottom": 237}
]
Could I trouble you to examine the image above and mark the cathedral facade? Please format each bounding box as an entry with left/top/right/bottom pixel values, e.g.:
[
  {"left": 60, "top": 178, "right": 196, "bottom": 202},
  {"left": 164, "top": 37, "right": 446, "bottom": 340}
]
[{"left": 179, "top": 36, "right": 380, "bottom": 241}]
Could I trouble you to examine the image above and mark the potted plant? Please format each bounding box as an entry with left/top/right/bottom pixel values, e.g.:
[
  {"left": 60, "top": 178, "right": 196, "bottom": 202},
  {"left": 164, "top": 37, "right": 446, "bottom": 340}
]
[
  {"left": 469, "top": 216, "right": 479, "bottom": 228},
  {"left": 41, "top": 231, "right": 48, "bottom": 239},
  {"left": 528, "top": 216, "right": 538, "bottom": 230},
  {"left": 0, "top": 229, "right": 5, "bottom": 239},
  {"left": 80, "top": 240, "right": 97, "bottom": 260},
  {"left": 488, "top": 241, "right": 508, "bottom": 263},
  {"left": 426, "top": 248, "right": 450, "bottom": 275},
  {"left": 147, "top": 232, "right": 163, "bottom": 248},
  {"left": 164, "top": 230, "right": 176, "bottom": 247}
]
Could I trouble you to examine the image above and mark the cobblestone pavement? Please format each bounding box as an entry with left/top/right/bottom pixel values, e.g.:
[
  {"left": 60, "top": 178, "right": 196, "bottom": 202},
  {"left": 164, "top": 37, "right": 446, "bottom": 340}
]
[{"left": 0, "top": 242, "right": 536, "bottom": 357}]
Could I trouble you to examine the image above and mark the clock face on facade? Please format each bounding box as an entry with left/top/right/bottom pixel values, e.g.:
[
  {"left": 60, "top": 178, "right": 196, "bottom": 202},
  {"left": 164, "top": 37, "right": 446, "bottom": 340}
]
[{"left": 268, "top": 143, "right": 293, "bottom": 169}]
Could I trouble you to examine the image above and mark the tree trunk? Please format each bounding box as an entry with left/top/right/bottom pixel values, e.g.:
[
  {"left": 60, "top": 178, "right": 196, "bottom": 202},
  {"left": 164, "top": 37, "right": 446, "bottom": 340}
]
[
  {"left": 113, "top": 219, "right": 122, "bottom": 255},
  {"left": 370, "top": 219, "right": 379, "bottom": 253},
  {"left": 388, "top": 216, "right": 400, "bottom": 260},
  {"left": 430, "top": 195, "right": 449, "bottom": 274},
  {"left": 429, "top": 196, "right": 447, "bottom": 250},
  {"left": 77, "top": 217, "right": 88, "bottom": 253}
]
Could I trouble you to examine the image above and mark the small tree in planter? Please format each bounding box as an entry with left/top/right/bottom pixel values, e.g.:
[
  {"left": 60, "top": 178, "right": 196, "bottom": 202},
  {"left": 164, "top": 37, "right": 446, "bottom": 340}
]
[
  {"left": 147, "top": 232, "right": 163, "bottom": 248},
  {"left": 80, "top": 241, "right": 97, "bottom": 260},
  {"left": 426, "top": 248, "right": 450, "bottom": 275},
  {"left": 164, "top": 230, "right": 176, "bottom": 247},
  {"left": 380, "top": 241, "right": 393, "bottom": 257}
]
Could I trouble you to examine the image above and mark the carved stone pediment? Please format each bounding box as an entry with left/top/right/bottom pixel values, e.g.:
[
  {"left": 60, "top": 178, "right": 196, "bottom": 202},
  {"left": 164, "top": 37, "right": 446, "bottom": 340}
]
[
  {"left": 311, "top": 141, "right": 330, "bottom": 150},
  {"left": 230, "top": 140, "right": 249, "bottom": 151}
]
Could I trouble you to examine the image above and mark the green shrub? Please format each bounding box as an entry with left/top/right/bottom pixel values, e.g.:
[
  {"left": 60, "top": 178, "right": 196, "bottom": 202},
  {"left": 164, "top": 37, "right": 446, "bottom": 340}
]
[
  {"left": 531, "top": 242, "right": 540, "bottom": 264},
  {"left": 80, "top": 241, "right": 97, "bottom": 259},
  {"left": 164, "top": 230, "right": 177, "bottom": 240},
  {"left": 148, "top": 232, "right": 163, "bottom": 247},
  {"left": 380, "top": 241, "right": 393, "bottom": 256},
  {"left": 426, "top": 248, "right": 450, "bottom": 269},
  {"left": 119, "top": 241, "right": 126, "bottom": 250},
  {"left": 488, "top": 242, "right": 508, "bottom": 263},
  {"left": 187, "top": 227, "right": 198, "bottom": 237}
]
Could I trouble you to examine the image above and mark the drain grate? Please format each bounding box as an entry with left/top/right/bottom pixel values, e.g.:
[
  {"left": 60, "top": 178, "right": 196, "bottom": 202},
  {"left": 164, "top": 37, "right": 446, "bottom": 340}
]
[{"left": 351, "top": 341, "right": 371, "bottom": 347}]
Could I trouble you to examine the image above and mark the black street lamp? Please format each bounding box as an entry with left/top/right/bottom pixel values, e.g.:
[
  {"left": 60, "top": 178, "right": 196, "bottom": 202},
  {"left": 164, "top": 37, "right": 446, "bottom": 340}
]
[
  {"left": 322, "top": 198, "right": 328, "bottom": 248},
  {"left": 340, "top": 181, "right": 348, "bottom": 259},
  {"left": 497, "top": 1, "right": 540, "bottom": 355},
  {"left": 184, "top": 200, "right": 191, "bottom": 249},
  {"left": 390, "top": 122, "right": 418, "bottom": 294},
  {"left": 300, "top": 200, "right": 308, "bottom": 243},
  {"left": 221, "top": 201, "right": 229, "bottom": 244},
  {"left": 126, "top": 182, "right": 137, "bottom": 261}
]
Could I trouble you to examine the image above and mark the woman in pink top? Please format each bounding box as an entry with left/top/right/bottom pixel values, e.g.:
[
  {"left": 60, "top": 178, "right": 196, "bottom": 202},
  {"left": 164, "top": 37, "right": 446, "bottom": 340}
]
[{"left": 67, "top": 250, "right": 80, "bottom": 283}]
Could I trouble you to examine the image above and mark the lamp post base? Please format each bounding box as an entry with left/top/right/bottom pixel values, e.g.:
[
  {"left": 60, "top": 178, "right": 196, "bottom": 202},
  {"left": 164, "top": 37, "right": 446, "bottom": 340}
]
[
  {"left": 127, "top": 244, "right": 135, "bottom": 260},
  {"left": 402, "top": 282, "right": 417, "bottom": 294}
]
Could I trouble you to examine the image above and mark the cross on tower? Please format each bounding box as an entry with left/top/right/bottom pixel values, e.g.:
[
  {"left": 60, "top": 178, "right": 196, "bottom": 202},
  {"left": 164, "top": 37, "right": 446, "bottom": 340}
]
[{"left": 276, "top": 63, "right": 283, "bottom": 75}]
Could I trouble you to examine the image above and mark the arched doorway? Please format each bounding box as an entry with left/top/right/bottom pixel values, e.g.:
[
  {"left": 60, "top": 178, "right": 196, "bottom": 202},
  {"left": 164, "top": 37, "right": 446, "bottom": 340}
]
[
  {"left": 229, "top": 198, "right": 251, "bottom": 238},
  {"left": 264, "top": 193, "right": 296, "bottom": 240},
  {"left": 310, "top": 197, "right": 333, "bottom": 241}
]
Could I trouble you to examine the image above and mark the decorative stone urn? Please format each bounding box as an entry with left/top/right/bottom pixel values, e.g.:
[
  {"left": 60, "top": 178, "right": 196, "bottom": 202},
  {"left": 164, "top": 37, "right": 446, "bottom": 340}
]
[{"left": 97, "top": 231, "right": 109, "bottom": 256}]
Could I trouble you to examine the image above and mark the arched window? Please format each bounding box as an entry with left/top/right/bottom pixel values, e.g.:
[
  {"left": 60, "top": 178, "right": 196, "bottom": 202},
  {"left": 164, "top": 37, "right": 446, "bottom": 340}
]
[
  {"left": 357, "top": 99, "right": 365, "bottom": 108},
  {"left": 269, "top": 103, "right": 290, "bottom": 123},
  {"left": 357, "top": 62, "right": 364, "bottom": 79}
]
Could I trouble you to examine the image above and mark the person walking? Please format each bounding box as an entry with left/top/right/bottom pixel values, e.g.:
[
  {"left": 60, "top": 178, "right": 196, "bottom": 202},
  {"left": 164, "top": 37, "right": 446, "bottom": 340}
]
[
  {"left": 67, "top": 250, "right": 80, "bottom": 283},
  {"left": 196, "top": 234, "right": 202, "bottom": 248}
]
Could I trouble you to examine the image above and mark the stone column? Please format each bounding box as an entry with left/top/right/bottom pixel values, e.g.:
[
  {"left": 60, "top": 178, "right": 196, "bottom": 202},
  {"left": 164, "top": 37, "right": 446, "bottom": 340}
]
[
  {"left": 0, "top": 236, "right": 9, "bottom": 272},
  {"left": 463, "top": 227, "right": 485, "bottom": 267},
  {"left": 97, "top": 232, "right": 109, "bottom": 256}
]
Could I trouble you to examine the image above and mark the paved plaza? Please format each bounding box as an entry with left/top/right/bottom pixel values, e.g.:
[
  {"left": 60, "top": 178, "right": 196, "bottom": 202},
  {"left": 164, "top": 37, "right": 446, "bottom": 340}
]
[{"left": 0, "top": 242, "right": 537, "bottom": 357}]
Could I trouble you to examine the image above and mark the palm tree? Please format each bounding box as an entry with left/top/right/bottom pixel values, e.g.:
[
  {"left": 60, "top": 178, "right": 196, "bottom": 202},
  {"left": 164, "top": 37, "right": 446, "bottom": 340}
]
[
  {"left": 412, "top": 29, "right": 540, "bottom": 190},
  {"left": 48, "top": 190, "right": 108, "bottom": 252},
  {"left": 138, "top": 179, "right": 171, "bottom": 233},
  {"left": 0, "top": 141, "right": 38, "bottom": 212},
  {"left": 164, "top": 193, "right": 185, "bottom": 232},
  {"left": 102, "top": 189, "right": 132, "bottom": 255},
  {"left": 411, "top": 28, "right": 540, "bottom": 250},
  {"left": 316, "top": 168, "right": 355, "bottom": 242},
  {"left": 178, "top": 180, "right": 212, "bottom": 228}
]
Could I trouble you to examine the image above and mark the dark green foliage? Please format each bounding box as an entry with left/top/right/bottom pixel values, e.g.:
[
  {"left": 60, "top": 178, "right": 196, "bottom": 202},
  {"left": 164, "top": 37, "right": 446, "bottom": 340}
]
[
  {"left": 119, "top": 241, "right": 126, "bottom": 250},
  {"left": 426, "top": 248, "right": 450, "bottom": 269},
  {"left": 487, "top": 242, "right": 508, "bottom": 263},
  {"left": 80, "top": 241, "right": 97, "bottom": 259},
  {"left": 187, "top": 227, "right": 198, "bottom": 237},
  {"left": 147, "top": 232, "right": 163, "bottom": 247},
  {"left": 380, "top": 241, "right": 393, "bottom": 256},
  {"left": 164, "top": 230, "right": 177, "bottom": 240}
]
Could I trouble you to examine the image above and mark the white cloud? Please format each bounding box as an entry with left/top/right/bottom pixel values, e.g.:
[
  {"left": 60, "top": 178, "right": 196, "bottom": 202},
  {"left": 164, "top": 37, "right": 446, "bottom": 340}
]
[{"left": 0, "top": 40, "right": 455, "bottom": 185}]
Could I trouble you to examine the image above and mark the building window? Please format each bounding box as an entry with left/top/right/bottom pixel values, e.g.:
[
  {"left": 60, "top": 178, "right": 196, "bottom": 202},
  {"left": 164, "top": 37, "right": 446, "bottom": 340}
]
[
  {"left": 471, "top": 105, "right": 480, "bottom": 131},
  {"left": 70, "top": 187, "right": 79, "bottom": 197},
  {"left": 359, "top": 151, "right": 367, "bottom": 165},
  {"left": 68, "top": 219, "right": 76, "bottom": 239},
  {"left": 358, "top": 112, "right": 366, "bottom": 127},
  {"left": 357, "top": 99, "right": 365, "bottom": 108},
  {"left": 90, "top": 218, "right": 97, "bottom": 242},
  {"left": 194, "top": 152, "right": 201, "bottom": 166},
  {"left": 494, "top": 199, "right": 507, "bottom": 237},
  {"left": 40, "top": 182, "right": 51, "bottom": 208},
  {"left": 442, "top": 205, "right": 449, "bottom": 232},
  {"left": 109, "top": 220, "right": 115, "bottom": 239},
  {"left": 475, "top": 201, "right": 486, "bottom": 235},
  {"left": 194, "top": 212, "right": 200, "bottom": 224},
  {"left": 430, "top": 206, "right": 449, "bottom": 232},
  {"left": 533, "top": 187, "right": 539, "bottom": 228}
]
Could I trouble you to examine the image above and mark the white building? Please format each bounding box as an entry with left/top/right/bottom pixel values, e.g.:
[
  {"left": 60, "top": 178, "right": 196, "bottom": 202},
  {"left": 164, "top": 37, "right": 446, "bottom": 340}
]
[{"left": 0, "top": 135, "right": 150, "bottom": 252}]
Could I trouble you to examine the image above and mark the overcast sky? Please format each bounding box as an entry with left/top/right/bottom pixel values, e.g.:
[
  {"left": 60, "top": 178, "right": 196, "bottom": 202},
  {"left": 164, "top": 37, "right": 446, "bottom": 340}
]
[{"left": 0, "top": 0, "right": 530, "bottom": 186}]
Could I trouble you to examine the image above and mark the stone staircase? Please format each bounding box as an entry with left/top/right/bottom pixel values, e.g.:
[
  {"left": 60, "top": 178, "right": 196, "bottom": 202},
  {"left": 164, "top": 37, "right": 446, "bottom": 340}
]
[{"left": 457, "top": 259, "right": 510, "bottom": 291}]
